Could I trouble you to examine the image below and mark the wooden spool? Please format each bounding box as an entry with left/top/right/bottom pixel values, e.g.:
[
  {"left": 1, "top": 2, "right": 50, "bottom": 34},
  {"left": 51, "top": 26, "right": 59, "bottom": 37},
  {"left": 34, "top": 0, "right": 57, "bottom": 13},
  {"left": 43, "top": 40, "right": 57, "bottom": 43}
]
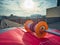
[
  {"left": 35, "top": 21, "right": 48, "bottom": 38},
  {"left": 24, "top": 20, "right": 48, "bottom": 38}
]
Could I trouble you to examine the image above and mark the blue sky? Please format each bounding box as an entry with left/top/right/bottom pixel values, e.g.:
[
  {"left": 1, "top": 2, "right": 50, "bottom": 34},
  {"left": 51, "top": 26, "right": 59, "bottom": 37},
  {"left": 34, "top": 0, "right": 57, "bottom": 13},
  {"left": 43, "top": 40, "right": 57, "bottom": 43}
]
[{"left": 0, "top": 0, "right": 57, "bottom": 16}]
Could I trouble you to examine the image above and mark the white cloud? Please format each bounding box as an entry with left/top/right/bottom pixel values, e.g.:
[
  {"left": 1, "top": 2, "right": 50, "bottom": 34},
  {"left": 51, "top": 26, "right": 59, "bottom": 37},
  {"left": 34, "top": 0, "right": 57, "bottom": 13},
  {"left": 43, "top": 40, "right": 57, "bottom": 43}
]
[{"left": 0, "top": 0, "right": 57, "bottom": 16}]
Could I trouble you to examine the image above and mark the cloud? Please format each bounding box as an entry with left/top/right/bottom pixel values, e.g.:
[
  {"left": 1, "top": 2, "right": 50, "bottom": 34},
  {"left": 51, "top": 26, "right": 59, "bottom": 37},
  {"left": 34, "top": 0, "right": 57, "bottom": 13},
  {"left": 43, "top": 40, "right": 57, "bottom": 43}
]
[
  {"left": 35, "top": 0, "right": 57, "bottom": 7},
  {"left": 0, "top": 0, "right": 57, "bottom": 16},
  {"left": 0, "top": 2, "right": 3, "bottom": 5}
]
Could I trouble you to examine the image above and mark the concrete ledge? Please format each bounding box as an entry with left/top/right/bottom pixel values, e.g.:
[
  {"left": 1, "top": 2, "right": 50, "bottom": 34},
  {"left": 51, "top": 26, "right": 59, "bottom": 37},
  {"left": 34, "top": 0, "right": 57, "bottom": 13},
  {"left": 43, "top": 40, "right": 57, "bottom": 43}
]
[{"left": 46, "top": 17, "right": 60, "bottom": 24}]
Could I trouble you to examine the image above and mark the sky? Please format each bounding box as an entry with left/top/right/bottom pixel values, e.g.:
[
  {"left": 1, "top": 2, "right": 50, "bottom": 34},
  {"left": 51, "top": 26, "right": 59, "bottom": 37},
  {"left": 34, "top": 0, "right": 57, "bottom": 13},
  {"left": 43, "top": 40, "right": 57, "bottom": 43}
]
[{"left": 0, "top": 0, "right": 57, "bottom": 17}]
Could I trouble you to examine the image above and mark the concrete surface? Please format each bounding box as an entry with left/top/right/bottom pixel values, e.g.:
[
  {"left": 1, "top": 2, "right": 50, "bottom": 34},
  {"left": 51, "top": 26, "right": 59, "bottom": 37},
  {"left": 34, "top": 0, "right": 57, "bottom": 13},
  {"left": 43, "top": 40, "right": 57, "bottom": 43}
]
[
  {"left": 49, "top": 22, "right": 60, "bottom": 30},
  {"left": 0, "top": 19, "right": 22, "bottom": 29}
]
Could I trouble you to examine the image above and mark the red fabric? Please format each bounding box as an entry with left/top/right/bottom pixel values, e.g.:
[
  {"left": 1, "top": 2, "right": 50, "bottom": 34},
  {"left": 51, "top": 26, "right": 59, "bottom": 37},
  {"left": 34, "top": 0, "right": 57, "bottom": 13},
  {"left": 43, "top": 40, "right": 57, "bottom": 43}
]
[{"left": 0, "top": 27, "right": 60, "bottom": 45}]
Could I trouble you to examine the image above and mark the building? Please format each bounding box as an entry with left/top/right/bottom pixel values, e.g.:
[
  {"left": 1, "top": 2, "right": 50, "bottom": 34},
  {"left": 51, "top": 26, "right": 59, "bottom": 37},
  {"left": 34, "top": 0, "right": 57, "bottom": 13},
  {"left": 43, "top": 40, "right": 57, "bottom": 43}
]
[
  {"left": 46, "top": 6, "right": 60, "bottom": 18},
  {"left": 46, "top": 0, "right": 60, "bottom": 23}
]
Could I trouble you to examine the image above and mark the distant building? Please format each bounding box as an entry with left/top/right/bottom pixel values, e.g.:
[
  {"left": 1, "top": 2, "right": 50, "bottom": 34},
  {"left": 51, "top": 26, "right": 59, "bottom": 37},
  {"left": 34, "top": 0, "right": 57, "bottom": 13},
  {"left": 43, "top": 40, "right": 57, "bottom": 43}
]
[
  {"left": 46, "top": 5, "right": 60, "bottom": 23},
  {"left": 30, "top": 14, "right": 42, "bottom": 18},
  {"left": 46, "top": 6, "right": 60, "bottom": 18}
]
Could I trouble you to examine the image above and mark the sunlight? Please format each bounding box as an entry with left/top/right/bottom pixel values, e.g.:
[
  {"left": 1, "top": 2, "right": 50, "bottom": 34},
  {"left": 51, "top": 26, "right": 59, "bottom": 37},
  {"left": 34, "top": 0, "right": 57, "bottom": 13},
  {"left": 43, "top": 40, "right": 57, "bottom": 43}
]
[{"left": 21, "top": 0, "right": 35, "bottom": 11}]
